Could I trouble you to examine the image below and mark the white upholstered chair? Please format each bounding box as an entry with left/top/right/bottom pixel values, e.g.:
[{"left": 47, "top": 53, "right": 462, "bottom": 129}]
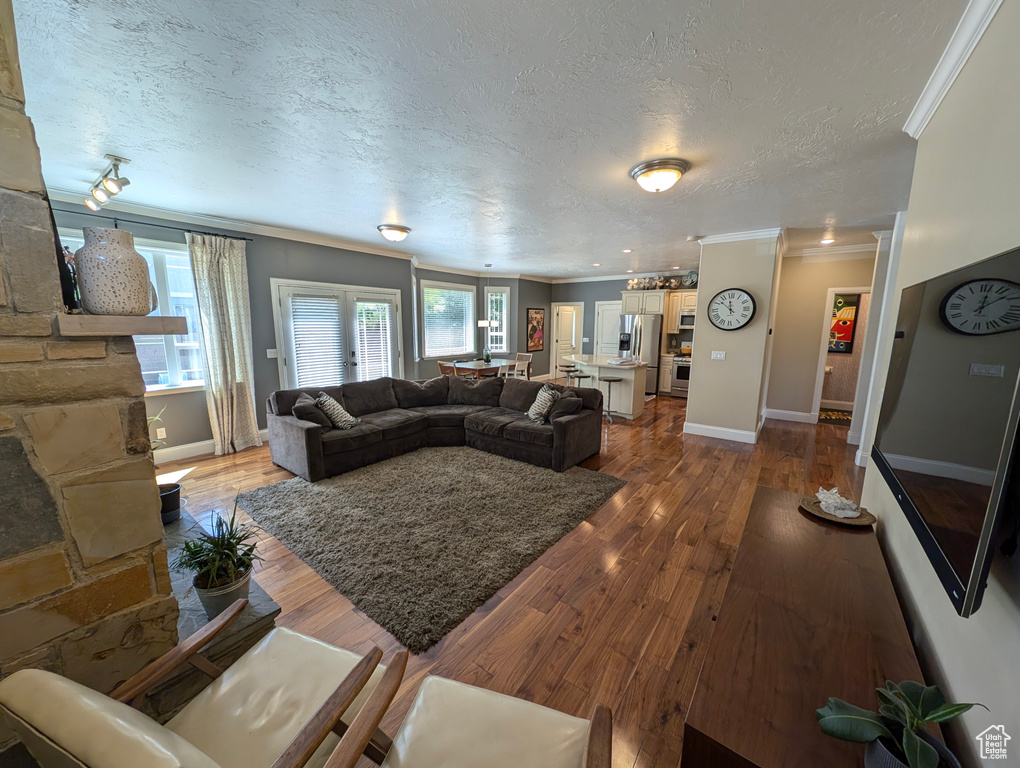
[{"left": 0, "top": 600, "right": 407, "bottom": 768}]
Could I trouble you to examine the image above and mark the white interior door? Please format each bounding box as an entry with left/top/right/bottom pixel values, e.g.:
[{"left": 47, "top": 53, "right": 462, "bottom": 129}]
[
  {"left": 595, "top": 301, "right": 622, "bottom": 356},
  {"left": 555, "top": 306, "right": 578, "bottom": 363}
]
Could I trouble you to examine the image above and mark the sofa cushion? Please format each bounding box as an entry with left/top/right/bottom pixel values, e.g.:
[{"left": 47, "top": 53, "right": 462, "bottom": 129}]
[
  {"left": 527, "top": 384, "right": 560, "bottom": 424},
  {"left": 563, "top": 386, "right": 602, "bottom": 412},
  {"left": 340, "top": 378, "right": 399, "bottom": 417},
  {"left": 316, "top": 392, "right": 360, "bottom": 429},
  {"left": 392, "top": 376, "right": 449, "bottom": 408},
  {"left": 498, "top": 377, "right": 545, "bottom": 412},
  {"left": 549, "top": 395, "right": 584, "bottom": 419},
  {"left": 408, "top": 403, "right": 491, "bottom": 428},
  {"left": 359, "top": 408, "right": 428, "bottom": 439},
  {"left": 292, "top": 392, "right": 332, "bottom": 429},
  {"left": 464, "top": 407, "right": 524, "bottom": 437},
  {"left": 449, "top": 376, "right": 503, "bottom": 406},
  {"left": 321, "top": 423, "right": 383, "bottom": 454},
  {"left": 270, "top": 387, "right": 343, "bottom": 416},
  {"left": 504, "top": 419, "right": 555, "bottom": 446}
]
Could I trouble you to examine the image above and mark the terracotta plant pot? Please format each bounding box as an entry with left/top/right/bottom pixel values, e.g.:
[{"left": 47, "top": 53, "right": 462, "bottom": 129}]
[
  {"left": 194, "top": 569, "right": 252, "bottom": 620},
  {"left": 865, "top": 733, "right": 962, "bottom": 768}
]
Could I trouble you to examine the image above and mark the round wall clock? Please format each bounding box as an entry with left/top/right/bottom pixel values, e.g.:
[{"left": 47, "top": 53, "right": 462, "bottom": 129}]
[
  {"left": 707, "top": 288, "right": 756, "bottom": 331},
  {"left": 938, "top": 278, "right": 1020, "bottom": 336}
]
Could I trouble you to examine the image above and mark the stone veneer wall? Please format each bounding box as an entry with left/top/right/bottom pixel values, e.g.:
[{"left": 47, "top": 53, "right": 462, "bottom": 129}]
[{"left": 0, "top": 1, "right": 178, "bottom": 754}]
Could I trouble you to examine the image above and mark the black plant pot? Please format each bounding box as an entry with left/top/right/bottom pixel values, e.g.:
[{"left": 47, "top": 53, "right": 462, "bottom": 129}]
[
  {"left": 865, "top": 733, "right": 962, "bottom": 768},
  {"left": 159, "top": 483, "right": 182, "bottom": 525}
]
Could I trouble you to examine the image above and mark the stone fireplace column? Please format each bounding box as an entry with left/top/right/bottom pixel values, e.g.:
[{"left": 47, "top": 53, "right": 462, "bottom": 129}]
[{"left": 0, "top": 0, "right": 178, "bottom": 755}]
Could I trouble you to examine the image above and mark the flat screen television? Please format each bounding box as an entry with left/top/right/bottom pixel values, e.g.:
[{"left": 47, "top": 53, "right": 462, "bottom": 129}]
[{"left": 872, "top": 246, "right": 1020, "bottom": 616}]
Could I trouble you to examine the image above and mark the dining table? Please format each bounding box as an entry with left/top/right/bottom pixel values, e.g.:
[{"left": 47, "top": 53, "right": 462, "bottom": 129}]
[{"left": 453, "top": 358, "right": 526, "bottom": 379}]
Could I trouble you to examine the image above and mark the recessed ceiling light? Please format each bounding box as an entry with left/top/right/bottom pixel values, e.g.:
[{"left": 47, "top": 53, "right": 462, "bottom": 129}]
[
  {"left": 377, "top": 224, "right": 411, "bottom": 242},
  {"left": 622, "top": 249, "right": 632, "bottom": 253},
  {"left": 672, "top": 266, "right": 680, "bottom": 270},
  {"left": 626, "top": 270, "right": 634, "bottom": 273},
  {"left": 629, "top": 158, "right": 691, "bottom": 193},
  {"left": 820, "top": 238, "right": 835, "bottom": 245},
  {"left": 592, "top": 263, "right": 601, "bottom": 267}
]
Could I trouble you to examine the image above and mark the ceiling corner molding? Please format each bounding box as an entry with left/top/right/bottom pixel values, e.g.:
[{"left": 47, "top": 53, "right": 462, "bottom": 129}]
[
  {"left": 551, "top": 271, "right": 660, "bottom": 285},
  {"left": 699, "top": 228, "right": 782, "bottom": 245},
  {"left": 776, "top": 229, "right": 789, "bottom": 258},
  {"left": 410, "top": 255, "right": 421, "bottom": 268},
  {"left": 903, "top": 0, "right": 1003, "bottom": 139},
  {"left": 518, "top": 274, "right": 554, "bottom": 284},
  {"left": 799, "top": 243, "right": 877, "bottom": 263},
  {"left": 46, "top": 188, "right": 417, "bottom": 262}
]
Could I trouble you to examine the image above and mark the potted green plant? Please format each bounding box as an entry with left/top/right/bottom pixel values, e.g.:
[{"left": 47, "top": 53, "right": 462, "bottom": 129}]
[
  {"left": 816, "top": 680, "right": 983, "bottom": 768},
  {"left": 171, "top": 503, "right": 261, "bottom": 619},
  {"left": 148, "top": 406, "right": 183, "bottom": 523}
]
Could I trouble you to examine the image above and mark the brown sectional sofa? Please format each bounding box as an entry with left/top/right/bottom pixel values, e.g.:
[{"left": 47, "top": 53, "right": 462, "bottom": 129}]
[{"left": 267, "top": 375, "right": 604, "bottom": 482}]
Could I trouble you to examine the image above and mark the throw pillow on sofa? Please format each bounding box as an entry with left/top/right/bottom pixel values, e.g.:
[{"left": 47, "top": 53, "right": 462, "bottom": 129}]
[
  {"left": 527, "top": 384, "right": 561, "bottom": 424},
  {"left": 293, "top": 392, "right": 332, "bottom": 429},
  {"left": 316, "top": 392, "right": 360, "bottom": 429},
  {"left": 448, "top": 375, "right": 503, "bottom": 406},
  {"left": 392, "top": 376, "right": 449, "bottom": 407},
  {"left": 548, "top": 395, "right": 583, "bottom": 419}
]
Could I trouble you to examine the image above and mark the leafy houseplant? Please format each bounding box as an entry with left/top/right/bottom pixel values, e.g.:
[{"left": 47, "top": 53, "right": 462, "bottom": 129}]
[
  {"left": 172, "top": 504, "right": 262, "bottom": 619},
  {"left": 817, "top": 681, "right": 983, "bottom": 768}
]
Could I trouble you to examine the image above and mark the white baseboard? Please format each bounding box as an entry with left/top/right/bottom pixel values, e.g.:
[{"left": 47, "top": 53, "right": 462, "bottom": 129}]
[
  {"left": 855, "top": 449, "right": 870, "bottom": 467},
  {"left": 763, "top": 408, "right": 819, "bottom": 424},
  {"left": 531, "top": 373, "right": 555, "bottom": 382},
  {"left": 847, "top": 429, "right": 862, "bottom": 445},
  {"left": 683, "top": 421, "right": 758, "bottom": 444},
  {"left": 820, "top": 399, "right": 855, "bottom": 411},
  {"left": 882, "top": 452, "right": 995, "bottom": 487},
  {"left": 154, "top": 429, "right": 268, "bottom": 463}
]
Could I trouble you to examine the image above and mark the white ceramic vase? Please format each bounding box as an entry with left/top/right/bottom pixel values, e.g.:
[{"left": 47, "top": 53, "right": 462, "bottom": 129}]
[{"left": 74, "top": 227, "right": 158, "bottom": 316}]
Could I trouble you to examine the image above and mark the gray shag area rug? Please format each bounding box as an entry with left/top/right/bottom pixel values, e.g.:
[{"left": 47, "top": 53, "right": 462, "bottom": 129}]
[{"left": 238, "top": 446, "right": 624, "bottom": 653}]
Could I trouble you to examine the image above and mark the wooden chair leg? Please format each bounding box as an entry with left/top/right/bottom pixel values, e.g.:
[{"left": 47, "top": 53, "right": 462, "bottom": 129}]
[{"left": 583, "top": 704, "right": 612, "bottom": 768}]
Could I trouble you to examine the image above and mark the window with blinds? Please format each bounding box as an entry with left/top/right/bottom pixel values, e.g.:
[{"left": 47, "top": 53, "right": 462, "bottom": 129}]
[
  {"left": 421, "top": 281, "right": 475, "bottom": 358},
  {"left": 485, "top": 287, "right": 509, "bottom": 354},
  {"left": 289, "top": 293, "right": 346, "bottom": 388},
  {"left": 355, "top": 300, "right": 394, "bottom": 381}
]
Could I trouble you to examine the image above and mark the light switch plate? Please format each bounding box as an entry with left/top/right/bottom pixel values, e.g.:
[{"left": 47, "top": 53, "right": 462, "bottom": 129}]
[
  {"left": 582, "top": 337, "right": 590, "bottom": 343},
  {"left": 267, "top": 348, "right": 278, "bottom": 358},
  {"left": 970, "top": 363, "right": 1005, "bottom": 377},
  {"left": 155, "top": 428, "right": 167, "bottom": 439},
  {"left": 711, "top": 351, "right": 726, "bottom": 360}
]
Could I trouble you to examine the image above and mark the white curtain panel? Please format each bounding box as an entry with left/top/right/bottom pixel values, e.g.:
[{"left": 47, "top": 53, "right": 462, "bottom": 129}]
[{"left": 187, "top": 234, "right": 263, "bottom": 455}]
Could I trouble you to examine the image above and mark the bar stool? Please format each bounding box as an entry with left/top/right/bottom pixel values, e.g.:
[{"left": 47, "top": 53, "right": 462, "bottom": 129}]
[
  {"left": 598, "top": 375, "right": 622, "bottom": 424},
  {"left": 558, "top": 365, "right": 578, "bottom": 386},
  {"left": 572, "top": 372, "right": 593, "bottom": 391}
]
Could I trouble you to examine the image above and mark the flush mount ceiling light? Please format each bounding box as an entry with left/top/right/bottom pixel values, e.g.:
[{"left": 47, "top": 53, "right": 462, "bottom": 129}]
[
  {"left": 377, "top": 224, "right": 411, "bottom": 243},
  {"left": 82, "top": 155, "right": 131, "bottom": 211},
  {"left": 629, "top": 158, "right": 691, "bottom": 193}
]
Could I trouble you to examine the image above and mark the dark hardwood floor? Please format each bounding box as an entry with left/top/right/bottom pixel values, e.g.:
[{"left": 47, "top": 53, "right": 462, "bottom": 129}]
[{"left": 160, "top": 394, "right": 865, "bottom": 768}]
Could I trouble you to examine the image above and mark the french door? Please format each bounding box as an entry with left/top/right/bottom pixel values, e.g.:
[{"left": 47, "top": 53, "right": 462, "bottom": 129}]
[{"left": 277, "top": 282, "right": 400, "bottom": 389}]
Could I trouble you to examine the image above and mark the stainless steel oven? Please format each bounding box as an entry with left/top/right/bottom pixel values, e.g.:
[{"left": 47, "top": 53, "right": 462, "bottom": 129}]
[{"left": 671, "top": 357, "right": 691, "bottom": 398}]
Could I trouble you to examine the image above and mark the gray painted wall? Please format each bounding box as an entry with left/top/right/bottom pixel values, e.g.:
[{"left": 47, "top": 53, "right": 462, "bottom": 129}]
[
  {"left": 54, "top": 204, "right": 549, "bottom": 447},
  {"left": 519, "top": 279, "right": 552, "bottom": 376},
  {"left": 550, "top": 279, "right": 630, "bottom": 355}
]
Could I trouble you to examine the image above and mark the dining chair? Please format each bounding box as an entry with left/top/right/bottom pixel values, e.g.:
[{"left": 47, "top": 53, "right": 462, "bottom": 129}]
[
  {"left": 450, "top": 361, "right": 477, "bottom": 379},
  {"left": 513, "top": 352, "right": 533, "bottom": 379},
  {"left": 437, "top": 361, "right": 456, "bottom": 376},
  {"left": 0, "top": 599, "right": 409, "bottom": 768}
]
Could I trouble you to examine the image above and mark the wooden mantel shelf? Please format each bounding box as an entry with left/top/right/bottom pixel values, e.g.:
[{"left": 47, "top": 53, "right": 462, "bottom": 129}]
[{"left": 58, "top": 314, "right": 188, "bottom": 337}]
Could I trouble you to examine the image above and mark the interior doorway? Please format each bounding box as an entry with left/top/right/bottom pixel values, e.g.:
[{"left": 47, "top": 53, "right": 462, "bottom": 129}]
[
  {"left": 812, "top": 286, "right": 871, "bottom": 427},
  {"left": 594, "top": 300, "right": 622, "bottom": 356},
  {"left": 551, "top": 302, "right": 584, "bottom": 369}
]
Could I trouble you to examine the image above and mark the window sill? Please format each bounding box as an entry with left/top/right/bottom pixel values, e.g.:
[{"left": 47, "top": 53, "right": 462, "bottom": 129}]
[
  {"left": 420, "top": 353, "right": 478, "bottom": 362},
  {"left": 144, "top": 384, "right": 206, "bottom": 397}
]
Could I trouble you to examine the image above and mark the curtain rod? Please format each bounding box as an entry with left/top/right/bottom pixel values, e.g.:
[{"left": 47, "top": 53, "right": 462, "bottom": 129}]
[{"left": 51, "top": 207, "right": 254, "bottom": 242}]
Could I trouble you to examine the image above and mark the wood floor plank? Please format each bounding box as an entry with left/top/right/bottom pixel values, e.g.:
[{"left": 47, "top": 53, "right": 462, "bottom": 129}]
[{"left": 162, "top": 397, "right": 865, "bottom": 766}]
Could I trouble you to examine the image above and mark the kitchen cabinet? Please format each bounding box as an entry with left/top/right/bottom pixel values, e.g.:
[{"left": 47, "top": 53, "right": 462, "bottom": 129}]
[
  {"left": 621, "top": 290, "right": 666, "bottom": 315},
  {"left": 665, "top": 290, "right": 698, "bottom": 332},
  {"left": 659, "top": 354, "right": 674, "bottom": 394},
  {"left": 681, "top": 291, "right": 698, "bottom": 312}
]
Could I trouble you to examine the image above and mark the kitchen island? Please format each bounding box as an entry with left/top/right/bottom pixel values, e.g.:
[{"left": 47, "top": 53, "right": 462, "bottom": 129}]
[{"left": 559, "top": 354, "right": 648, "bottom": 420}]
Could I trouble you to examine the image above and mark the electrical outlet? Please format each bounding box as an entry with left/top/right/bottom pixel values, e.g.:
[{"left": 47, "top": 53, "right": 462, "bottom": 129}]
[
  {"left": 711, "top": 351, "right": 726, "bottom": 360},
  {"left": 267, "top": 348, "right": 278, "bottom": 359},
  {"left": 155, "top": 428, "right": 167, "bottom": 439},
  {"left": 582, "top": 337, "right": 589, "bottom": 343},
  {"left": 970, "top": 363, "right": 1005, "bottom": 377}
]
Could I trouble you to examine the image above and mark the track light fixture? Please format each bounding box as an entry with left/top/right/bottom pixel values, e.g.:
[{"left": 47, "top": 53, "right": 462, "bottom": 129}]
[{"left": 82, "top": 155, "right": 131, "bottom": 211}]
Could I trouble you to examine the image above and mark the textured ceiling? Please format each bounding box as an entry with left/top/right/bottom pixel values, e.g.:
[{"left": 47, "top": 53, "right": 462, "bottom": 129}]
[{"left": 15, "top": 0, "right": 963, "bottom": 277}]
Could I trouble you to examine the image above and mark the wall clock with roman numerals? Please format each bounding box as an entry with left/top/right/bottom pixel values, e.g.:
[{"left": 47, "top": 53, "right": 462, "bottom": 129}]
[
  {"left": 938, "top": 278, "right": 1020, "bottom": 336},
  {"left": 707, "top": 288, "right": 756, "bottom": 331}
]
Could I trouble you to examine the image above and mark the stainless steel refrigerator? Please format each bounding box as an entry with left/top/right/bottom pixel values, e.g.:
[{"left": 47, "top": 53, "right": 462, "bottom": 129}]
[{"left": 619, "top": 314, "right": 662, "bottom": 395}]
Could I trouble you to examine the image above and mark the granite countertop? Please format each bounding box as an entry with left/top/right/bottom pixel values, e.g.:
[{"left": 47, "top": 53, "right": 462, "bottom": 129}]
[{"left": 562, "top": 354, "right": 648, "bottom": 368}]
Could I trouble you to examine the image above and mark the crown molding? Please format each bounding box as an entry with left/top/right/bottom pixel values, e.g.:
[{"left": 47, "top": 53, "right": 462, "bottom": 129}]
[
  {"left": 903, "top": 0, "right": 1003, "bottom": 139},
  {"left": 551, "top": 271, "right": 664, "bottom": 284},
  {"left": 797, "top": 243, "right": 876, "bottom": 258},
  {"left": 47, "top": 188, "right": 416, "bottom": 262},
  {"left": 698, "top": 228, "right": 782, "bottom": 245}
]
